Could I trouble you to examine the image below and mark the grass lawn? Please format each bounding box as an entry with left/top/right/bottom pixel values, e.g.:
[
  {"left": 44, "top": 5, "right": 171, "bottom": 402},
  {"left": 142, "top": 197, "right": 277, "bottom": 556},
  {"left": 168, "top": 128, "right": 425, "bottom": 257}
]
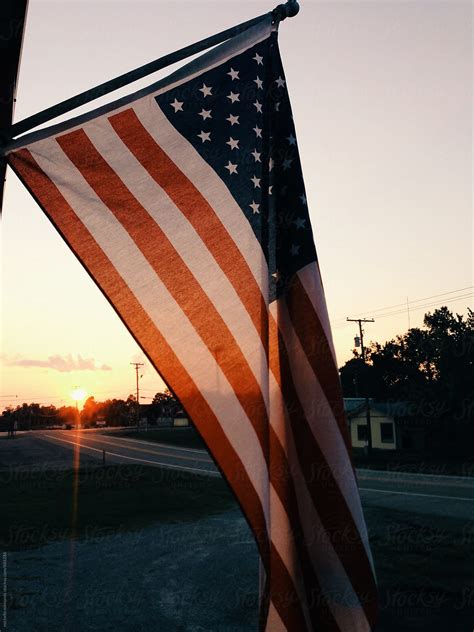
[{"left": 0, "top": 464, "right": 234, "bottom": 551}]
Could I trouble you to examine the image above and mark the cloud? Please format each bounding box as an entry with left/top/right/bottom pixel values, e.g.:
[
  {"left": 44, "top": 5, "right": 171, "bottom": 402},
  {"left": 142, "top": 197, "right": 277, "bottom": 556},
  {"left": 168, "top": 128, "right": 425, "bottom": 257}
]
[{"left": 2, "top": 354, "right": 112, "bottom": 373}]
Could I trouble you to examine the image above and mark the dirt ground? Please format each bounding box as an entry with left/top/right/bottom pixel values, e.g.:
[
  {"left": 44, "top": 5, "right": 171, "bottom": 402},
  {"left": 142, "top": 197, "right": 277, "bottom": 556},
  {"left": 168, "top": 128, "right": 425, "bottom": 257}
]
[{"left": 5, "top": 505, "right": 473, "bottom": 632}]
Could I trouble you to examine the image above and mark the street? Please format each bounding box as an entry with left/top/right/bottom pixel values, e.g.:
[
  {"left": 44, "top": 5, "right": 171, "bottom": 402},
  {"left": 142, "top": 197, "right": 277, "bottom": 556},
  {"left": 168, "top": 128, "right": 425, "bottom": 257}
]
[{"left": 31, "top": 429, "right": 474, "bottom": 520}]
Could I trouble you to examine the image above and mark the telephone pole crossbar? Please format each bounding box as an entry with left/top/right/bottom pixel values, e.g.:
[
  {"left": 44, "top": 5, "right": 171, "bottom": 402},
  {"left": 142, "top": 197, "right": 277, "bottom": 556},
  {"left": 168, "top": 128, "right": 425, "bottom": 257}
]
[{"left": 347, "top": 317, "right": 375, "bottom": 455}]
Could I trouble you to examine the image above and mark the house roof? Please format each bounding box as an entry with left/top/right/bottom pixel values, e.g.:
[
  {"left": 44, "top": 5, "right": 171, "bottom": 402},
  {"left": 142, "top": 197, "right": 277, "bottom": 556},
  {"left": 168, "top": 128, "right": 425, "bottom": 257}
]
[
  {"left": 343, "top": 398, "right": 372, "bottom": 416},
  {"left": 344, "top": 398, "right": 413, "bottom": 419}
]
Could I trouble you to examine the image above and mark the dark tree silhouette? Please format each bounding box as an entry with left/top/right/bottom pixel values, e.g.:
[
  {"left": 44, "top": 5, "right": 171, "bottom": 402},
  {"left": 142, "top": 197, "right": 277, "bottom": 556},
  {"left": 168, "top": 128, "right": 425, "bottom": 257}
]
[{"left": 339, "top": 307, "right": 474, "bottom": 455}]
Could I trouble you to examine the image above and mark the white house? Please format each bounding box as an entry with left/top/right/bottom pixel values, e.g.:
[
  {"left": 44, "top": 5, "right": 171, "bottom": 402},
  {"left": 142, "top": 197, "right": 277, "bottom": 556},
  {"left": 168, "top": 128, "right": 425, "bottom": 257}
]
[{"left": 344, "top": 398, "right": 404, "bottom": 450}]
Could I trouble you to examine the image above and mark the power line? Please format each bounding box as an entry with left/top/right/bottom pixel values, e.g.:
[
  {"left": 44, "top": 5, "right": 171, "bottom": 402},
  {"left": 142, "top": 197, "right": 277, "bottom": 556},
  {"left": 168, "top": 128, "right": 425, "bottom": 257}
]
[
  {"left": 332, "top": 286, "right": 473, "bottom": 325},
  {"left": 370, "top": 293, "right": 473, "bottom": 321},
  {"left": 331, "top": 292, "right": 473, "bottom": 329},
  {"left": 353, "top": 286, "right": 473, "bottom": 317}
]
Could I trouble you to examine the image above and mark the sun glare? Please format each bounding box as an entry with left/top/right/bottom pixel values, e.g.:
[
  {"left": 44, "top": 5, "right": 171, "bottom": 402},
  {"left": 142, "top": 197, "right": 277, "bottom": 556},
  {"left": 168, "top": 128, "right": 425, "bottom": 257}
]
[{"left": 71, "top": 387, "right": 86, "bottom": 402}]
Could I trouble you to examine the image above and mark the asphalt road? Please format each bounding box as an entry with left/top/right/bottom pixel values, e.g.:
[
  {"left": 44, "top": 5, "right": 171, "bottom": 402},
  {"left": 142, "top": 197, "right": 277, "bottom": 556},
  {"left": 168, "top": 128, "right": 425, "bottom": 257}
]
[
  {"left": 35, "top": 428, "right": 219, "bottom": 475},
  {"left": 29, "top": 429, "right": 474, "bottom": 520}
]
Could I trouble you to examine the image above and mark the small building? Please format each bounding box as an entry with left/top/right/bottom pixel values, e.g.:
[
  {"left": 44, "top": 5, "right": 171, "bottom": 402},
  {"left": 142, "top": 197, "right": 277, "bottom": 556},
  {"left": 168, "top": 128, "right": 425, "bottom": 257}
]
[
  {"left": 344, "top": 398, "right": 416, "bottom": 451},
  {"left": 138, "top": 404, "right": 190, "bottom": 428},
  {"left": 173, "top": 413, "right": 189, "bottom": 427}
]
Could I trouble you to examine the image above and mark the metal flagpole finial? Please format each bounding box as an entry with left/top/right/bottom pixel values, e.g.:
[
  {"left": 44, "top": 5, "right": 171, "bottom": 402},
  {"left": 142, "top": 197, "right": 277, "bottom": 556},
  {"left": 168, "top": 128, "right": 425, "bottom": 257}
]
[{"left": 272, "top": 0, "right": 300, "bottom": 21}]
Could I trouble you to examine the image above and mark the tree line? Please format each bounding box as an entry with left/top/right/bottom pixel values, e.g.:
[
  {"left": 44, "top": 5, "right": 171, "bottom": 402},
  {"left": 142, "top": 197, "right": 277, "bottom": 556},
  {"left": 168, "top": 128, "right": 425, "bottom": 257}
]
[{"left": 1, "top": 390, "right": 181, "bottom": 430}]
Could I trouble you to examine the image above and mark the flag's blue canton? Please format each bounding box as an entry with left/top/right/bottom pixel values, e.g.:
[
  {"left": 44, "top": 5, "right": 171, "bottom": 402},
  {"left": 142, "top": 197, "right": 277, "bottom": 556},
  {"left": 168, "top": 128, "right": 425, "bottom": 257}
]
[{"left": 155, "top": 33, "right": 317, "bottom": 302}]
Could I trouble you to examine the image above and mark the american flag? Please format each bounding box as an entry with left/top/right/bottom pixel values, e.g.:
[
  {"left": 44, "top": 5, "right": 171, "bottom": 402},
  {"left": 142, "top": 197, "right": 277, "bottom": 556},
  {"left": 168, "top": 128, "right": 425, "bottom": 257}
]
[{"left": 5, "top": 16, "right": 377, "bottom": 632}]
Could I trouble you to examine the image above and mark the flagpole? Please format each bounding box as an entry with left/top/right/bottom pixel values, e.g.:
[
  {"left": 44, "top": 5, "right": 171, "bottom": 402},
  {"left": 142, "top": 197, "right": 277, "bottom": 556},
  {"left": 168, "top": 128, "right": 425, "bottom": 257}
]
[
  {"left": 1, "top": 1, "right": 299, "bottom": 144},
  {"left": 0, "top": 0, "right": 29, "bottom": 213}
]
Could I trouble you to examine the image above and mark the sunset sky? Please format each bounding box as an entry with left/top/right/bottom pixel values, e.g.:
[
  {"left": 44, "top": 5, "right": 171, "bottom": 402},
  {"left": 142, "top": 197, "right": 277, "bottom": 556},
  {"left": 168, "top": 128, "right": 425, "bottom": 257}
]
[{"left": 1, "top": 0, "right": 472, "bottom": 410}]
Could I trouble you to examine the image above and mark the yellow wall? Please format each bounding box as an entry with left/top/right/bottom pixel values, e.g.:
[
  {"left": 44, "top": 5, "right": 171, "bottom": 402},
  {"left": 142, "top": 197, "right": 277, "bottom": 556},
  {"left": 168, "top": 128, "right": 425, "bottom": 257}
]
[
  {"left": 350, "top": 411, "right": 397, "bottom": 450},
  {"left": 174, "top": 417, "right": 189, "bottom": 427}
]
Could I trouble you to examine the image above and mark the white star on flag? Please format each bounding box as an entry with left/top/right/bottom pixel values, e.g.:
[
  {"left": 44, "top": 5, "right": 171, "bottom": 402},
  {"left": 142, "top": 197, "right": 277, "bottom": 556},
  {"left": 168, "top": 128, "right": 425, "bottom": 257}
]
[
  {"left": 227, "top": 68, "right": 239, "bottom": 80},
  {"left": 254, "top": 76, "right": 263, "bottom": 89},
  {"left": 199, "top": 109, "right": 212, "bottom": 120},
  {"left": 253, "top": 100, "right": 262, "bottom": 113},
  {"left": 224, "top": 161, "right": 238, "bottom": 175},
  {"left": 199, "top": 83, "right": 212, "bottom": 97},
  {"left": 226, "top": 137, "right": 239, "bottom": 150},
  {"left": 249, "top": 201, "right": 260, "bottom": 214},
  {"left": 251, "top": 149, "right": 261, "bottom": 163},
  {"left": 226, "top": 114, "right": 239, "bottom": 126},
  {"left": 294, "top": 217, "right": 306, "bottom": 229},
  {"left": 275, "top": 76, "right": 286, "bottom": 88},
  {"left": 227, "top": 91, "right": 240, "bottom": 103},
  {"left": 253, "top": 125, "right": 262, "bottom": 138},
  {"left": 251, "top": 175, "right": 261, "bottom": 188},
  {"left": 170, "top": 99, "right": 183, "bottom": 112},
  {"left": 253, "top": 52, "right": 263, "bottom": 65},
  {"left": 197, "top": 131, "right": 211, "bottom": 143}
]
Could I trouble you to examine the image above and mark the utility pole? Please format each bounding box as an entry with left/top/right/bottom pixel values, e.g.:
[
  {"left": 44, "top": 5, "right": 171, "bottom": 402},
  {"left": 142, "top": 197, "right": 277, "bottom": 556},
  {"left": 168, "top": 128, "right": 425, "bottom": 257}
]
[
  {"left": 130, "top": 362, "right": 144, "bottom": 429},
  {"left": 72, "top": 384, "right": 80, "bottom": 429},
  {"left": 347, "top": 317, "right": 375, "bottom": 456}
]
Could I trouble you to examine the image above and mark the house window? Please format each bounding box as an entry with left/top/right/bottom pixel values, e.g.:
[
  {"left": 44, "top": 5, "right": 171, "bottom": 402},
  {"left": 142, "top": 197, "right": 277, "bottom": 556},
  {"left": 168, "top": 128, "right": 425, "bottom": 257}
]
[
  {"left": 380, "top": 422, "right": 394, "bottom": 443},
  {"left": 357, "top": 425, "right": 368, "bottom": 442}
]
